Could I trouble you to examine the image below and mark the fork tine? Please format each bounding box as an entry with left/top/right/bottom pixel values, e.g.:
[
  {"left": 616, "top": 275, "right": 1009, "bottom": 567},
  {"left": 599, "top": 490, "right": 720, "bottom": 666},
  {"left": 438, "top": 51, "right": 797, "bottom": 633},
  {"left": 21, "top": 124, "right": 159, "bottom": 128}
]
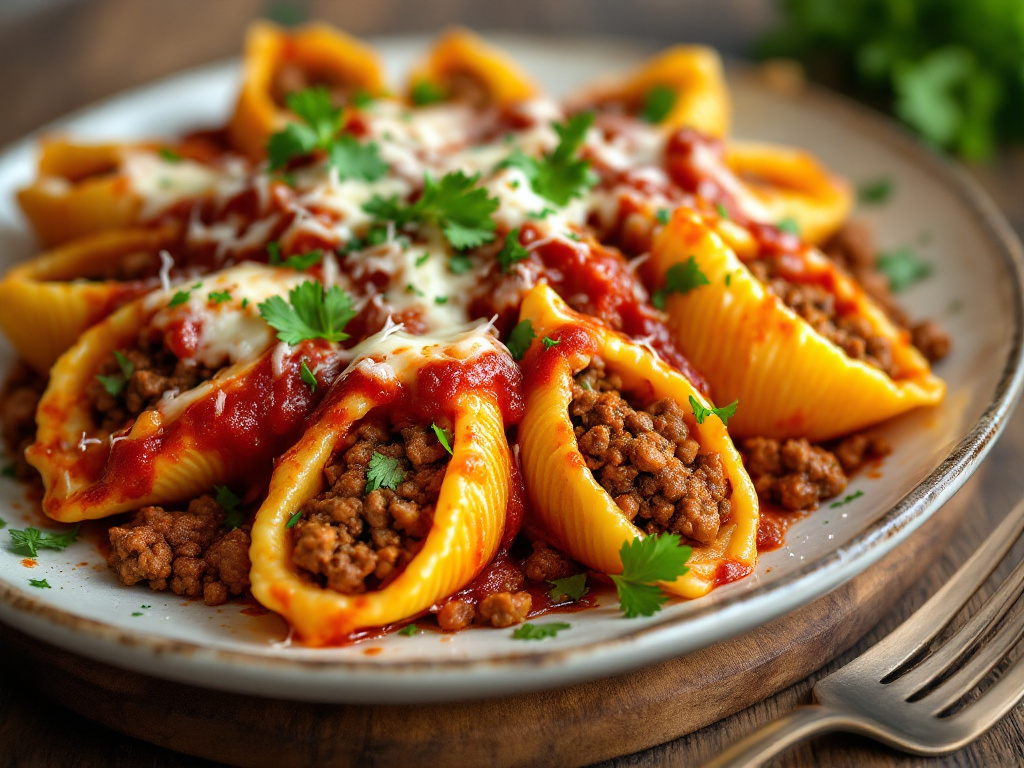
[
  {"left": 890, "top": 553, "right": 1024, "bottom": 698},
  {"left": 942, "top": 643, "right": 1024, "bottom": 746},
  {"left": 870, "top": 496, "right": 1024, "bottom": 677},
  {"left": 920, "top": 577, "right": 1024, "bottom": 715}
]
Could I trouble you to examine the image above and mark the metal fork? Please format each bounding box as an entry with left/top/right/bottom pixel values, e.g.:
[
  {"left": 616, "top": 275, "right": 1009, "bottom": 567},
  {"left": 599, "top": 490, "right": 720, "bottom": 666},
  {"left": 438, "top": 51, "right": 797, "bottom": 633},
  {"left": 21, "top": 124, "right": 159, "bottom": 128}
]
[{"left": 703, "top": 495, "right": 1024, "bottom": 767}]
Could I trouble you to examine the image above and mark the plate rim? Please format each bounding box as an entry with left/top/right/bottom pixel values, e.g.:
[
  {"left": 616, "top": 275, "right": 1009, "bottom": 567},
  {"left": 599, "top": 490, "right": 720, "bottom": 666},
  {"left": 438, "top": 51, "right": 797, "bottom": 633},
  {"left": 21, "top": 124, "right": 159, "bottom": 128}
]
[{"left": 0, "top": 38, "right": 1022, "bottom": 704}]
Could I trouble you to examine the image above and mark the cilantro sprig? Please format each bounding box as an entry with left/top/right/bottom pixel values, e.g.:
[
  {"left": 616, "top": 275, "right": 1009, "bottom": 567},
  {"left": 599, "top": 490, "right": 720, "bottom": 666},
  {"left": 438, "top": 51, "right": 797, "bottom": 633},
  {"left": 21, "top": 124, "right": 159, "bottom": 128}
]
[
  {"left": 9, "top": 524, "right": 81, "bottom": 558},
  {"left": 267, "top": 86, "right": 387, "bottom": 180},
  {"left": 95, "top": 350, "right": 135, "bottom": 398},
  {"left": 258, "top": 281, "right": 356, "bottom": 344},
  {"left": 512, "top": 622, "right": 572, "bottom": 640},
  {"left": 505, "top": 319, "right": 535, "bottom": 361},
  {"left": 363, "top": 170, "right": 499, "bottom": 250},
  {"left": 547, "top": 573, "right": 588, "bottom": 603},
  {"left": 651, "top": 256, "right": 710, "bottom": 309},
  {"left": 496, "top": 228, "right": 529, "bottom": 273},
  {"left": 366, "top": 452, "right": 405, "bottom": 492},
  {"left": 612, "top": 533, "right": 692, "bottom": 618},
  {"left": 689, "top": 395, "right": 738, "bottom": 426},
  {"left": 214, "top": 485, "right": 244, "bottom": 529},
  {"left": 640, "top": 85, "right": 676, "bottom": 124},
  {"left": 500, "top": 111, "right": 598, "bottom": 206}
]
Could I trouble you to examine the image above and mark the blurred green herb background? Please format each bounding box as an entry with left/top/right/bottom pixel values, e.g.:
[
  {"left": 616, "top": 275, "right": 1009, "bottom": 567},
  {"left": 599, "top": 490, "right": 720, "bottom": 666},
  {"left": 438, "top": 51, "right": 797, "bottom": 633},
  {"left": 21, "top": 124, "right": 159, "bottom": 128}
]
[{"left": 760, "top": 0, "right": 1024, "bottom": 161}]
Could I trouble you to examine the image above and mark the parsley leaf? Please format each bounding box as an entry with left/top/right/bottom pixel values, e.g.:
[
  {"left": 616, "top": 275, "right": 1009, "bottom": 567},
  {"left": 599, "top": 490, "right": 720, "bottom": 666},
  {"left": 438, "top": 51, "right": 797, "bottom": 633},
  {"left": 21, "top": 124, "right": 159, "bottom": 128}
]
[
  {"left": 547, "top": 573, "right": 588, "bottom": 603},
  {"left": 169, "top": 282, "right": 202, "bottom": 308},
  {"left": 28, "top": 578, "right": 50, "bottom": 589},
  {"left": 267, "top": 122, "right": 319, "bottom": 171},
  {"left": 688, "top": 395, "right": 738, "bottom": 426},
  {"left": 270, "top": 245, "right": 323, "bottom": 271},
  {"left": 327, "top": 135, "right": 388, "bottom": 182},
  {"left": 611, "top": 533, "right": 692, "bottom": 618},
  {"left": 95, "top": 350, "right": 135, "bottom": 398},
  {"left": 512, "top": 622, "right": 571, "bottom": 640},
  {"left": 411, "top": 80, "right": 447, "bottom": 106},
  {"left": 258, "top": 281, "right": 356, "bottom": 344},
  {"left": 448, "top": 254, "right": 473, "bottom": 274},
  {"left": 158, "top": 147, "right": 182, "bottom": 163},
  {"left": 366, "top": 452, "right": 405, "bottom": 492},
  {"left": 208, "top": 290, "right": 232, "bottom": 304},
  {"left": 500, "top": 111, "right": 598, "bottom": 206},
  {"left": 300, "top": 358, "right": 317, "bottom": 392},
  {"left": 877, "top": 246, "right": 932, "bottom": 292},
  {"left": 9, "top": 524, "right": 80, "bottom": 558},
  {"left": 506, "top": 319, "right": 535, "bottom": 361},
  {"left": 431, "top": 423, "right": 453, "bottom": 455},
  {"left": 286, "top": 87, "right": 342, "bottom": 148},
  {"left": 363, "top": 171, "right": 499, "bottom": 250},
  {"left": 397, "top": 624, "right": 419, "bottom": 636},
  {"left": 857, "top": 177, "right": 894, "bottom": 204},
  {"left": 497, "top": 228, "right": 530, "bottom": 273},
  {"left": 830, "top": 489, "right": 865, "bottom": 508},
  {"left": 640, "top": 84, "right": 676, "bottom": 123},
  {"left": 214, "top": 485, "right": 244, "bottom": 529},
  {"left": 651, "top": 256, "right": 710, "bottom": 309},
  {"left": 776, "top": 217, "right": 801, "bottom": 235},
  {"left": 542, "top": 336, "right": 560, "bottom": 350}
]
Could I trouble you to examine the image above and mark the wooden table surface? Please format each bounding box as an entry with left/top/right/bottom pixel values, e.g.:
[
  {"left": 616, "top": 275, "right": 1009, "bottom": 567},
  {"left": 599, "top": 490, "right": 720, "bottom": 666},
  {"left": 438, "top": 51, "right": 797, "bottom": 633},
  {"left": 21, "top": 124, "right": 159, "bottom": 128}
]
[{"left": 3, "top": 1, "right": 1024, "bottom": 766}]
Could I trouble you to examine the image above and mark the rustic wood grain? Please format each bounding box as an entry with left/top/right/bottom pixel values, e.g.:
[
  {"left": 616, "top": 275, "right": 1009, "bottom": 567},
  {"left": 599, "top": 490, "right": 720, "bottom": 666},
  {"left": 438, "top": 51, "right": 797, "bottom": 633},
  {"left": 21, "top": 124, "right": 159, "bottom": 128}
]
[{"left": 2, "top": 1, "right": 1024, "bottom": 766}]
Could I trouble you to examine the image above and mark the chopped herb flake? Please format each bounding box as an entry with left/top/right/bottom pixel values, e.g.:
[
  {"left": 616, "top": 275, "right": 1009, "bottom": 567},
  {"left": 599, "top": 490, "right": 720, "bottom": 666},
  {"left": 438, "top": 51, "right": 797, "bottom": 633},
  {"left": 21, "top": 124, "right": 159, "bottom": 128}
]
[
  {"left": 28, "top": 578, "right": 50, "bottom": 589},
  {"left": 830, "top": 489, "right": 865, "bottom": 508},
  {"left": 857, "top": 177, "right": 894, "bottom": 204},
  {"left": 776, "top": 217, "right": 801, "bottom": 236},
  {"left": 215, "top": 485, "right": 244, "bottom": 529},
  {"left": 158, "top": 147, "right": 182, "bottom": 163},
  {"left": 497, "top": 228, "right": 530, "bottom": 273},
  {"left": 877, "top": 246, "right": 932, "bottom": 292},
  {"left": 431, "top": 423, "right": 454, "bottom": 455},
  {"left": 506, "top": 319, "right": 535, "bottom": 361},
  {"left": 689, "top": 395, "right": 738, "bottom": 426},
  {"left": 542, "top": 336, "right": 560, "bottom": 349},
  {"left": 397, "top": 624, "right": 419, "bottom": 636},
  {"left": 411, "top": 80, "right": 447, "bottom": 106},
  {"left": 208, "top": 290, "right": 232, "bottom": 304},
  {"left": 286, "top": 511, "right": 302, "bottom": 529},
  {"left": 512, "top": 622, "right": 571, "bottom": 640},
  {"left": 547, "top": 573, "right": 588, "bottom": 602},
  {"left": 656, "top": 208, "right": 671, "bottom": 225},
  {"left": 640, "top": 84, "right": 676, "bottom": 124},
  {"left": 300, "top": 358, "right": 317, "bottom": 392},
  {"left": 651, "top": 256, "right": 710, "bottom": 309}
]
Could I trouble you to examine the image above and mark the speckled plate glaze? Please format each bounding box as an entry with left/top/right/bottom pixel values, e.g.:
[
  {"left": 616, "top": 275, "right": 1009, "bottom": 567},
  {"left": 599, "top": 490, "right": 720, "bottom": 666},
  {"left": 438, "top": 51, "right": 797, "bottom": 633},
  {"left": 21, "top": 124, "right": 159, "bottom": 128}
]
[{"left": 0, "top": 35, "right": 1021, "bottom": 705}]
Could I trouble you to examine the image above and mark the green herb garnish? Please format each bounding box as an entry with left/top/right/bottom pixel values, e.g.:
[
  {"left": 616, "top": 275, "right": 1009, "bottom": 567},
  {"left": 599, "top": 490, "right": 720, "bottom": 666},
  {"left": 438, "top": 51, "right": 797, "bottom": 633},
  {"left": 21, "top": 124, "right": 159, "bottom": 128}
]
[
  {"left": 547, "top": 573, "right": 588, "bottom": 603},
  {"left": 506, "top": 319, "right": 535, "bottom": 361},
  {"left": 640, "top": 84, "right": 676, "bottom": 123},
  {"left": 9, "top": 524, "right": 80, "bottom": 558},
  {"left": 431, "top": 423, "right": 454, "bottom": 455},
  {"left": 688, "top": 395, "right": 738, "bottom": 426},
  {"left": 499, "top": 111, "right": 598, "bottom": 206},
  {"left": 611, "top": 533, "right": 692, "bottom": 618},
  {"left": 877, "top": 246, "right": 932, "bottom": 292},
  {"left": 258, "top": 281, "right": 356, "bottom": 344},
  {"left": 651, "top": 256, "right": 710, "bottom": 309},
  {"left": 214, "top": 485, "right": 244, "bottom": 529},
  {"left": 366, "top": 452, "right": 405, "bottom": 492},
  {"left": 497, "top": 228, "right": 530, "bottom": 273},
  {"left": 512, "top": 622, "right": 572, "bottom": 640}
]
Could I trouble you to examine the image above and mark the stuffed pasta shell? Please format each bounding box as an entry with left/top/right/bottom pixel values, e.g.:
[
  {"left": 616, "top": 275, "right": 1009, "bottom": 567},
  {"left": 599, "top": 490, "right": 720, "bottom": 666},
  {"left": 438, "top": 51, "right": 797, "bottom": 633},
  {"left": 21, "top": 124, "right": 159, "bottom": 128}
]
[
  {"left": 17, "top": 137, "right": 225, "bottom": 247},
  {"left": 405, "top": 28, "right": 538, "bottom": 107},
  {"left": 249, "top": 323, "right": 520, "bottom": 643},
  {"left": 26, "top": 263, "right": 348, "bottom": 522},
  {"left": 571, "top": 46, "right": 730, "bottom": 137},
  {"left": 0, "top": 226, "right": 179, "bottom": 373},
  {"left": 229, "top": 20, "right": 386, "bottom": 160},
  {"left": 646, "top": 208, "right": 945, "bottom": 441},
  {"left": 517, "top": 284, "right": 758, "bottom": 598}
]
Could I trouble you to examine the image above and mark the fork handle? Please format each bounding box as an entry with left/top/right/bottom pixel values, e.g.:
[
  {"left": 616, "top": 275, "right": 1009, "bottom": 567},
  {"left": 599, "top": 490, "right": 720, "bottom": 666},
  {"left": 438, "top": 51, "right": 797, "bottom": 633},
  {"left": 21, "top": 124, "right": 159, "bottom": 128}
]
[{"left": 701, "top": 704, "right": 855, "bottom": 767}]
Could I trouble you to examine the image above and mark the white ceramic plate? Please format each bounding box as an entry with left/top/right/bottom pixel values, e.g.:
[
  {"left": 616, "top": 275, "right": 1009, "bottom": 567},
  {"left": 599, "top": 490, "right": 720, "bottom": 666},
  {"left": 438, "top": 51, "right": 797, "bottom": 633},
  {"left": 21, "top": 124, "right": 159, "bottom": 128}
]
[{"left": 0, "top": 34, "right": 1021, "bottom": 705}]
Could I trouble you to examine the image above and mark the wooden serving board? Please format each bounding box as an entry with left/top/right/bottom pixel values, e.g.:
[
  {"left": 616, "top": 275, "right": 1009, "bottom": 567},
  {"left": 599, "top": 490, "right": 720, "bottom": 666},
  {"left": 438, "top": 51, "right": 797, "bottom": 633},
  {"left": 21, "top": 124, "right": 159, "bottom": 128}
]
[{"left": 0, "top": 487, "right": 970, "bottom": 768}]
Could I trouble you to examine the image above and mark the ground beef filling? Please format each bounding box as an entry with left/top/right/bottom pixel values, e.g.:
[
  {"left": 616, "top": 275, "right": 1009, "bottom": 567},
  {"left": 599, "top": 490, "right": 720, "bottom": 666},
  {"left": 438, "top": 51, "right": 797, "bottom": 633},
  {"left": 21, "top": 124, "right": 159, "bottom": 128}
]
[
  {"left": 748, "top": 257, "right": 897, "bottom": 377},
  {"left": 569, "top": 358, "right": 731, "bottom": 546},
  {"left": 824, "top": 219, "right": 950, "bottom": 364},
  {"left": 88, "top": 331, "right": 221, "bottom": 433},
  {"left": 107, "top": 495, "right": 251, "bottom": 606},
  {"left": 291, "top": 421, "right": 449, "bottom": 595},
  {"left": 742, "top": 434, "right": 891, "bottom": 511},
  {"left": 0, "top": 363, "right": 45, "bottom": 482}
]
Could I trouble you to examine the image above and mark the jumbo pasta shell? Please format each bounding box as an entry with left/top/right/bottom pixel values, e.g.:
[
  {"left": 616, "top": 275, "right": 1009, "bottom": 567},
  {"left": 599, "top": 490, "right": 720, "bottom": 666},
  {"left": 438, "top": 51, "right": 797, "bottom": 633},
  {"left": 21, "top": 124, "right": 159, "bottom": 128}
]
[
  {"left": 406, "top": 28, "right": 538, "bottom": 106},
  {"left": 249, "top": 326, "right": 516, "bottom": 643},
  {"left": 725, "top": 141, "right": 853, "bottom": 245},
  {"left": 0, "top": 226, "right": 178, "bottom": 373},
  {"left": 571, "top": 46, "right": 730, "bottom": 137},
  {"left": 228, "top": 21, "right": 386, "bottom": 160},
  {"left": 647, "top": 208, "right": 946, "bottom": 441},
  {"left": 25, "top": 263, "right": 332, "bottom": 522},
  {"left": 518, "top": 284, "right": 758, "bottom": 598}
]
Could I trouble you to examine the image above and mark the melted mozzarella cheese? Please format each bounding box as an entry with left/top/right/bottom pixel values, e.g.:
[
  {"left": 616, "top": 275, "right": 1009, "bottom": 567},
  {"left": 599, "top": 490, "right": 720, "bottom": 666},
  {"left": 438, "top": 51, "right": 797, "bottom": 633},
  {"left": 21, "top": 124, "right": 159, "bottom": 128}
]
[{"left": 123, "top": 151, "right": 222, "bottom": 219}]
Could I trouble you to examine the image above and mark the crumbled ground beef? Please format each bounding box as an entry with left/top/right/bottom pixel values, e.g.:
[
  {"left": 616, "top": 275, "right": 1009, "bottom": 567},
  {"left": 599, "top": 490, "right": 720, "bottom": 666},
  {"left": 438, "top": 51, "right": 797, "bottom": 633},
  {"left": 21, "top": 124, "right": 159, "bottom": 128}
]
[
  {"left": 748, "top": 257, "right": 897, "bottom": 377},
  {"left": 0, "top": 362, "right": 46, "bottom": 482},
  {"left": 741, "top": 434, "right": 889, "bottom": 511},
  {"left": 742, "top": 437, "right": 846, "bottom": 511},
  {"left": 524, "top": 540, "right": 576, "bottom": 584},
  {"left": 107, "top": 495, "right": 250, "bottom": 606},
  {"left": 569, "top": 357, "right": 731, "bottom": 546},
  {"left": 291, "top": 421, "right": 449, "bottom": 595},
  {"left": 88, "top": 331, "right": 221, "bottom": 433},
  {"left": 436, "top": 591, "right": 533, "bottom": 631},
  {"left": 824, "top": 219, "right": 950, "bottom": 364}
]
